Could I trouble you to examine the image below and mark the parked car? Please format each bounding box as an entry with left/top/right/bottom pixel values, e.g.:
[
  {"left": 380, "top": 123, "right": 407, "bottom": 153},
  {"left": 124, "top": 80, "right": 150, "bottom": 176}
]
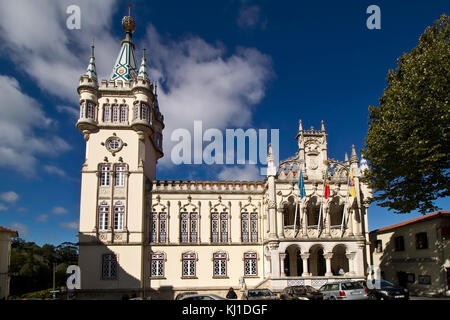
[
  {"left": 319, "top": 281, "right": 368, "bottom": 300},
  {"left": 280, "top": 286, "right": 324, "bottom": 300},
  {"left": 243, "top": 289, "right": 279, "bottom": 300},
  {"left": 354, "top": 280, "right": 409, "bottom": 300},
  {"left": 175, "top": 291, "right": 198, "bottom": 300},
  {"left": 179, "top": 294, "right": 226, "bottom": 300}
]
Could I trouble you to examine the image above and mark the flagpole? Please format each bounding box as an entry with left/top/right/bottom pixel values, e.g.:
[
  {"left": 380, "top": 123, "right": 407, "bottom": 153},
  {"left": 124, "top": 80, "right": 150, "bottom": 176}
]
[
  {"left": 293, "top": 201, "right": 298, "bottom": 235},
  {"left": 340, "top": 169, "right": 351, "bottom": 237},
  {"left": 317, "top": 167, "right": 328, "bottom": 235}
]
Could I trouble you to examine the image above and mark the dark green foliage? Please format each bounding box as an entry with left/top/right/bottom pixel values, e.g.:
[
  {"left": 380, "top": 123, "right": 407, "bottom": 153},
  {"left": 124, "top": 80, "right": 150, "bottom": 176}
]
[
  {"left": 363, "top": 14, "right": 450, "bottom": 214},
  {"left": 9, "top": 238, "right": 79, "bottom": 296}
]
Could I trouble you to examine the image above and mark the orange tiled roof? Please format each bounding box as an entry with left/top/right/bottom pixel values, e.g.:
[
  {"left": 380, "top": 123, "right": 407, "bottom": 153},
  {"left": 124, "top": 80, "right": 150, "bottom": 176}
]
[
  {"left": 371, "top": 211, "right": 450, "bottom": 234},
  {"left": 0, "top": 226, "right": 19, "bottom": 237}
]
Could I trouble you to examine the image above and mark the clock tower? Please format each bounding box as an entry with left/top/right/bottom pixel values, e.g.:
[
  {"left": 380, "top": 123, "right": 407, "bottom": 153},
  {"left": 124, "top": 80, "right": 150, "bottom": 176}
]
[{"left": 76, "top": 12, "right": 164, "bottom": 293}]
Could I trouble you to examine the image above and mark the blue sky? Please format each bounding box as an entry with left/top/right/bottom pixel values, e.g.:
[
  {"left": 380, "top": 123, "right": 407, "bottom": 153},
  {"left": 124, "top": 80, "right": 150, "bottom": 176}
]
[{"left": 0, "top": 0, "right": 448, "bottom": 246}]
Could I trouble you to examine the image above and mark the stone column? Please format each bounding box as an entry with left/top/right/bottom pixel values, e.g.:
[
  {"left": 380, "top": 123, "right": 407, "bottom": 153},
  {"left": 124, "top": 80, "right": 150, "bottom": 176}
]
[
  {"left": 267, "top": 145, "right": 277, "bottom": 240},
  {"left": 347, "top": 208, "right": 354, "bottom": 236},
  {"left": 277, "top": 208, "right": 284, "bottom": 238},
  {"left": 346, "top": 252, "right": 356, "bottom": 275},
  {"left": 324, "top": 205, "right": 331, "bottom": 237},
  {"left": 279, "top": 253, "right": 287, "bottom": 277},
  {"left": 324, "top": 252, "right": 333, "bottom": 277},
  {"left": 301, "top": 253, "right": 310, "bottom": 277},
  {"left": 302, "top": 206, "right": 308, "bottom": 237}
]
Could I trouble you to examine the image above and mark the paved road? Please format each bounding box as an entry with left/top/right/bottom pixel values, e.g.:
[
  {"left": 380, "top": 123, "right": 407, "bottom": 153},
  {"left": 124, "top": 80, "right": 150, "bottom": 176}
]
[{"left": 409, "top": 296, "right": 450, "bottom": 300}]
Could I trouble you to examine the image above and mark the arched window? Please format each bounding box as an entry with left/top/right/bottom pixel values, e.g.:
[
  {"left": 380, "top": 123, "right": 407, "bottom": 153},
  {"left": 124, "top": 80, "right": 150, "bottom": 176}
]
[
  {"left": 103, "top": 104, "right": 111, "bottom": 122},
  {"left": 150, "top": 212, "right": 167, "bottom": 243},
  {"left": 150, "top": 253, "right": 165, "bottom": 278},
  {"left": 244, "top": 252, "right": 258, "bottom": 276},
  {"left": 182, "top": 252, "right": 196, "bottom": 278},
  {"left": 179, "top": 212, "right": 197, "bottom": 243},
  {"left": 114, "top": 203, "right": 124, "bottom": 231},
  {"left": 120, "top": 105, "right": 127, "bottom": 123},
  {"left": 141, "top": 103, "right": 148, "bottom": 123},
  {"left": 115, "top": 165, "right": 126, "bottom": 186},
  {"left": 100, "top": 164, "right": 111, "bottom": 186},
  {"left": 112, "top": 104, "right": 119, "bottom": 123},
  {"left": 213, "top": 252, "right": 227, "bottom": 277},
  {"left": 98, "top": 204, "right": 109, "bottom": 231}
]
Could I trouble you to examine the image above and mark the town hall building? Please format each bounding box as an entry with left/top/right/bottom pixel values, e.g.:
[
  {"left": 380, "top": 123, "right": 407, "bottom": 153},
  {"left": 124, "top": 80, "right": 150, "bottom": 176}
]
[{"left": 76, "top": 13, "right": 372, "bottom": 299}]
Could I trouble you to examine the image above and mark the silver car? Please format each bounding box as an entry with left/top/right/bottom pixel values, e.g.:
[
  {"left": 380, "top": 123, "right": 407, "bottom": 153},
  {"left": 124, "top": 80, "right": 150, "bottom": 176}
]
[
  {"left": 319, "top": 281, "right": 368, "bottom": 300},
  {"left": 179, "top": 293, "right": 226, "bottom": 300}
]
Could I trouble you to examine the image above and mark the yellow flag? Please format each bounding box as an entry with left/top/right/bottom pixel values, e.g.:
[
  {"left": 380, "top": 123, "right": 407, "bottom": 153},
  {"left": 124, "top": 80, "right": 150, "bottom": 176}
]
[{"left": 349, "top": 169, "right": 357, "bottom": 198}]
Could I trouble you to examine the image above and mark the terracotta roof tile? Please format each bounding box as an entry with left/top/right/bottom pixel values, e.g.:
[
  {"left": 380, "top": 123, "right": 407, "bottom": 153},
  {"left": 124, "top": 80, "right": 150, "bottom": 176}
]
[{"left": 371, "top": 211, "right": 450, "bottom": 234}]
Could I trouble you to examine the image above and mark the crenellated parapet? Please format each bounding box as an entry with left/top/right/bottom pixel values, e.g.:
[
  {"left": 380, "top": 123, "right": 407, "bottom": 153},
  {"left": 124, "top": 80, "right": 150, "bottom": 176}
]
[{"left": 151, "top": 180, "right": 266, "bottom": 194}]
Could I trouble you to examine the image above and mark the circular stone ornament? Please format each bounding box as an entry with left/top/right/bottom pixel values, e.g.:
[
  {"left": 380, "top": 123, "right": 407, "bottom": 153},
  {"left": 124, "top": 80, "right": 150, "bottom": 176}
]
[{"left": 102, "top": 133, "right": 127, "bottom": 156}]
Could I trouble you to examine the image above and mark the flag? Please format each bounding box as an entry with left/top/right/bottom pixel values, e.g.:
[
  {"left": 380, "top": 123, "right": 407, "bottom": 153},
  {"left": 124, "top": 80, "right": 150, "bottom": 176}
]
[
  {"left": 349, "top": 168, "right": 357, "bottom": 198},
  {"left": 298, "top": 169, "right": 306, "bottom": 199},
  {"left": 324, "top": 168, "right": 330, "bottom": 199}
]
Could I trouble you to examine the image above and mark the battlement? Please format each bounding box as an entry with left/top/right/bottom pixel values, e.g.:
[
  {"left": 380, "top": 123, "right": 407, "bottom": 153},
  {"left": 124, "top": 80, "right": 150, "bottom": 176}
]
[{"left": 152, "top": 180, "right": 266, "bottom": 194}]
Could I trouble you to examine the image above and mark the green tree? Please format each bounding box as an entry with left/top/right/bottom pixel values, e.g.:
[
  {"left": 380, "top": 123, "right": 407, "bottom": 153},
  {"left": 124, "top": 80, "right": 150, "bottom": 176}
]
[{"left": 363, "top": 14, "right": 450, "bottom": 214}]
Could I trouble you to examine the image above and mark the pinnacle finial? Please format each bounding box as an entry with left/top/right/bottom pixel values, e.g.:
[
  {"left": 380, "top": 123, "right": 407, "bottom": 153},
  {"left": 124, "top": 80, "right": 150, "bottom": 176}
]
[
  {"left": 90, "top": 39, "right": 95, "bottom": 58},
  {"left": 321, "top": 120, "right": 325, "bottom": 131},
  {"left": 351, "top": 144, "right": 359, "bottom": 163},
  {"left": 122, "top": 4, "right": 136, "bottom": 33},
  {"left": 344, "top": 152, "right": 349, "bottom": 162},
  {"left": 298, "top": 119, "right": 303, "bottom": 131}
]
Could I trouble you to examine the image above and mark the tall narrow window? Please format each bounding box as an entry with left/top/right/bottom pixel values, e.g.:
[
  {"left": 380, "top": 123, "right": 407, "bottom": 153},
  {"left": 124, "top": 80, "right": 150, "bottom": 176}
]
[
  {"left": 220, "top": 213, "right": 228, "bottom": 243},
  {"left": 241, "top": 213, "right": 249, "bottom": 242},
  {"left": 98, "top": 206, "right": 109, "bottom": 231},
  {"left": 151, "top": 253, "right": 164, "bottom": 278},
  {"left": 102, "top": 254, "right": 117, "bottom": 279},
  {"left": 114, "top": 205, "right": 124, "bottom": 231},
  {"left": 211, "top": 213, "right": 219, "bottom": 243},
  {"left": 80, "top": 102, "right": 86, "bottom": 118},
  {"left": 180, "top": 213, "right": 188, "bottom": 243},
  {"left": 87, "top": 102, "right": 95, "bottom": 119},
  {"left": 244, "top": 253, "right": 257, "bottom": 276},
  {"left": 250, "top": 213, "right": 258, "bottom": 242},
  {"left": 100, "top": 164, "right": 111, "bottom": 186},
  {"left": 103, "top": 104, "right": 111, "bottom": 122},
  {"left": 182, "top": 253, "right": 196, "bottom": 278},
  {"left": 159, "top": 213, "right": 167, "bottom": 243},
  {"left": 112, "top": 105, "right": 119, "bottom": 123},
  {"left": 115, "top": 165, "right": 126, "bottom": 186},
  {"left": 120, "top": 105, "right": 127, "bottom": 123},
  {"left": 133, "top": 102, "right": 139, "bottom": 120},
  {"left": 150, "top": 213, "right": 157, "bottom": 242},
  {"left": 213, "top": 253, "right": 227, "bottom": 277},
  {"left": 190, "top": 213, "right": 198, "bottom": 243},
  {"left": 141, "top": 104, "right": 148, "bottom": 122}
]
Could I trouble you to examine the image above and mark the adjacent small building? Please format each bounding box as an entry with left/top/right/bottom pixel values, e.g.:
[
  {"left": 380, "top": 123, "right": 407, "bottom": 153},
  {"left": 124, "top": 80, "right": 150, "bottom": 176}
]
[
  {"left": 370, "top": 211, "right": 450, "bottom": 297},
  {"left": 0, "top": 226, "right": 18, "bottom": 300}
]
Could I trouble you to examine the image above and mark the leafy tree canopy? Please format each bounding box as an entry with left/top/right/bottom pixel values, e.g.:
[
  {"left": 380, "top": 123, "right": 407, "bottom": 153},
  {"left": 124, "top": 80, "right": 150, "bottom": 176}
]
[{"left": 363, "top": 14, "right": 450, "bottom": 214}]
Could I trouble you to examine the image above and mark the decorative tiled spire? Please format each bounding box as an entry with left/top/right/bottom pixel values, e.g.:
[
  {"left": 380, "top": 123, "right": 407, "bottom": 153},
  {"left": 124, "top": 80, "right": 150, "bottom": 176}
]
[
  {"left": 110, "top": 5, "right": 138, "bottom": 82},
  {"left": 85, "top": 40, "right": 97, "bottom": 80},
  {"left": 137, "top": 48, "right": 149, "bottom": 80}
]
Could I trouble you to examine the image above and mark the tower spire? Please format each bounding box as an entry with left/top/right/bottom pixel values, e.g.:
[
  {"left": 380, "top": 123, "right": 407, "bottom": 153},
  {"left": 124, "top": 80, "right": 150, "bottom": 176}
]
[
  {"left": 84, "top": 39, "right": 97, "bottom": 81},
  {"left": 138, "top": 48, "right": 149, "bottom": 80},
  {"left": 110, "top": 5, "right": 138, "bottom": 82}
]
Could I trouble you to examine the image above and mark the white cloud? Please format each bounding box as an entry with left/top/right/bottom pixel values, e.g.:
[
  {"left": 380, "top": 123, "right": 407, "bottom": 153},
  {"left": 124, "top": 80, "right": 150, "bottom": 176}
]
[
  {"left": 0, "top": 191, "right": 19, "bottom": 204},
  {"left": 142, "top": 25, "right": 273, "bottom": 166},
  {"left": 9, "top": 222, "right": 29, "bottom": 236},
  {"left": 52, "top": 206, "right": 68, "bottom": 215},
  {"left": 217, "top": 165, "right": 263, "bottom": 181},
  {"left": 60, "top": 221, "right": 79, "bottom": 229},
  {"left": 44, "top": 165, "right": 67, "bottom": 177},
  {"left": 0, "top": 203, "right": 8, "bottom": 211},
  {"left": 0, "top": 0, "right": 120, "bottom": 101},
  {"left": 36, "top": 214, "right": 49, "bottom": 222},
  {"left": 0, "top": 76, "right": 71, "bottom": 175}
]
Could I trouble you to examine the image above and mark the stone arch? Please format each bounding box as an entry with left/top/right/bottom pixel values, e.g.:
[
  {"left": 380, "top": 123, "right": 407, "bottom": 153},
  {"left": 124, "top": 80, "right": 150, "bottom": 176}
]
[
  {"left": 331, "top": 244, "right": 349, "bottom": 276},
  {"left": 309, "top": 244, "right": 326, "bottom": 276},
  {"left": 306, "top": 196, "right": 320, "bottom": 226},
  {"left": 284, "top": 244, "right": 303, "bottom": 277},
  {"left": 329, "top": 196, "right": 344, "bottom": 226},
  {"left": 283, "top": 196, "right": 298, "bottom": 227}
]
